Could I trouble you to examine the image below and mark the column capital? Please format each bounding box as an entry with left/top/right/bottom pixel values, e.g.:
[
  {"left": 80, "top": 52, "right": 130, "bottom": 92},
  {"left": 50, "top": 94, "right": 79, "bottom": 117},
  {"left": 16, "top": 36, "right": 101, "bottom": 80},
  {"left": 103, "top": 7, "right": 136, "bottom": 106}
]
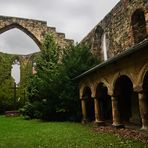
[
  {"left": 108, "top": 90, "right": 114, "bottom": 96},
  {"left": 80, "top": 97, "right": 85, "bottom": 100},
  {"left": 93, "top": 96, "right": 97, "bottom": 100},
  {"left": 111, "top": 97, "right": 115, "bottom": 101},
  {"left": 108, "top": 90, "right": 118, "bottom": 98},
  {"left": 111, "top": 95, "right": 118, "bottom": 100},
  {"left": 134, "top": 85, "right": 143, "bottom": 93},
  {"left": 138, "top": 92, "right": 146, "bottom": 100}
]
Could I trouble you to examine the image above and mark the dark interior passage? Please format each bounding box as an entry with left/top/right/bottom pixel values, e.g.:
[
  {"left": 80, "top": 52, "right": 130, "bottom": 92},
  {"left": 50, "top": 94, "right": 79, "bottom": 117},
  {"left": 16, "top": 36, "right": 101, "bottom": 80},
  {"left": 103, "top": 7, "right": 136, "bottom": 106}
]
[
  {"left": 96, "top": 83, "right": 112, "bottom": 121},
  {"left": 143, "top": 71, "right": 148, "bottom": 111},
  {"left": 83, "top": 87, "right": 95, "bottom": 121},
  {"left": 114, "top": 76, "right": 133, "bottom": 122},
  {"left": 131, "top": 9, "right": 147, "bottom": 43}
]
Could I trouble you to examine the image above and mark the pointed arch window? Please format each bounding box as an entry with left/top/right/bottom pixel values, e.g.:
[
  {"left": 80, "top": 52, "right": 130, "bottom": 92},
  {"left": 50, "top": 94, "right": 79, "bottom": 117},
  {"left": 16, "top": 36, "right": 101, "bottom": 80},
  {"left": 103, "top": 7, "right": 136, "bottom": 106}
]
[
  {"left": 0, "top": 27, "right": 40, "bottom": 55},
  {"left": 11, "top": 59, "right": 20, "bottom": 85},
  {"left": 92, "top": 26, "right": 104, "bottom": 61}
]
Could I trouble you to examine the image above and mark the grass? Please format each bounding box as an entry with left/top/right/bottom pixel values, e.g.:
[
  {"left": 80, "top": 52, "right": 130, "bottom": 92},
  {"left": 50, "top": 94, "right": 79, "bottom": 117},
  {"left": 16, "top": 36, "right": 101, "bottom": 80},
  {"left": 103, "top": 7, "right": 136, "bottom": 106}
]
[{"left": 0, "top": 116, "right": 147, "bottom": 148}]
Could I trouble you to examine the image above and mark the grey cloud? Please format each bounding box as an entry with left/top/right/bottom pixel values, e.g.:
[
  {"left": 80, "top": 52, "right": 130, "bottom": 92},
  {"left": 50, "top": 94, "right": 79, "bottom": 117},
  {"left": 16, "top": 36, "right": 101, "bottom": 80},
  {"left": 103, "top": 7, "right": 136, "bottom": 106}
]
[
  {"left": 0, "top": 0, "right": 119, "bottom": 81},
  {"left": 0, "top": 0, "right": 120, "bottom": 54}
]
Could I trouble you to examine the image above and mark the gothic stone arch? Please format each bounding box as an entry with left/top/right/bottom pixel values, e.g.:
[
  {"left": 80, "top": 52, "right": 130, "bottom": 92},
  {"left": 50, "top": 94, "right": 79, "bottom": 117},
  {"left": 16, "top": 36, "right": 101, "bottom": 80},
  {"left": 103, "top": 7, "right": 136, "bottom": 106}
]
[
  {"left": 0, "top": 15, "right": 74, "bottom": 85},
  {"left": 0, "top": 16, "right": 74, "bottom": 112},
  {"left": 0, "top": 16, "right": 73, "bottom": 50}
]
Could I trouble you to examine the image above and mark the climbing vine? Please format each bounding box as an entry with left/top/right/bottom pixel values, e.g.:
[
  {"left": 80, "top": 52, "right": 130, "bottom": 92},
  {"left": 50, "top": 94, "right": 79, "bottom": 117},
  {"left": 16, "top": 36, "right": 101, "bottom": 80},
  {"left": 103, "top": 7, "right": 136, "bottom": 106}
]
[{"left": 0, "top": 52, "right": 35, "bottom": 113}]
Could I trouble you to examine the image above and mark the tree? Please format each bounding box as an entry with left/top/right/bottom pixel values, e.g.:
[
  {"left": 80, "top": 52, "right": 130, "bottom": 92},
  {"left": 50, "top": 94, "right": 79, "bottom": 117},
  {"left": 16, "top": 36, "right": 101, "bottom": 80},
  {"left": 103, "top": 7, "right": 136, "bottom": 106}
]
[
  {"left": 55, "top": 44, "right": 99, "bottom": 121},
  {"left": 61, "top": 43, "right": 99, "bottom": 78},
  {"left": 22, "top": 33, "right": 99, "bottom": 121}
]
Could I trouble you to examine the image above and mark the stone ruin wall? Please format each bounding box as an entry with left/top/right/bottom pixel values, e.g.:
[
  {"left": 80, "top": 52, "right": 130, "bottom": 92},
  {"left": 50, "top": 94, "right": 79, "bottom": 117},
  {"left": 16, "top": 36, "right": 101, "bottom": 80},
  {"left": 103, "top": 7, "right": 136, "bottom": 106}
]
[
  {"left": 81, "top": 0, "right": 148, "bottom": 61},
  {"left": 0, "top": 16, "right": 74, "bottom": 88},
  {"left": 0, "top": 15, "right": 73, "bottom": 50}
]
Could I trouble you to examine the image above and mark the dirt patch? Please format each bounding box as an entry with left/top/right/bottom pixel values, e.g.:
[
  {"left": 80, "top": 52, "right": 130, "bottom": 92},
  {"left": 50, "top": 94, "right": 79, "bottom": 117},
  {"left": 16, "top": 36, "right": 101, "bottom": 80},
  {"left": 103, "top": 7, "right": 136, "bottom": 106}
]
[{"left": 93, "top": 125, "right": 148, "bottom": 143}]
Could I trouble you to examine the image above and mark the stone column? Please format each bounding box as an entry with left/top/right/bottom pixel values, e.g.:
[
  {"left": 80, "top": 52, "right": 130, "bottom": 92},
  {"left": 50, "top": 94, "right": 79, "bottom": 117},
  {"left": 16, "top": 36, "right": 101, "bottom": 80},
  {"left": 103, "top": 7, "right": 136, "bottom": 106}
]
[
  {"left": 138, "top": 92, "right": 148, "bottom": 130},
  {"left": 111, "top": 96, "right": 121, "bottom": 126},
  {"left": 81, "top": 98, "right": 87, "bottom": 124},
  {"left": 94, "top": 97, "right": 104, "bottom": 125}
]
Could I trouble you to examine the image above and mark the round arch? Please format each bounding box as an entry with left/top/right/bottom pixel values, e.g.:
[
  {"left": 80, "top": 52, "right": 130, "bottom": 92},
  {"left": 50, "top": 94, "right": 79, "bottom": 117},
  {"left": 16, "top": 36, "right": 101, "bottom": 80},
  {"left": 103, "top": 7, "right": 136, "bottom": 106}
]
[
  {"left": 113, "top": 75, "right": 141, "bottom": 124},
  {"left": 112, "top": 72, "right": 134, "bottom": 91},
  {"left": 82, "top": 86, "right": 95, "bottom": 122},
  {"left": 114, "top": 75, "right": 133, "bottom": 122},
  {"left": 99, "top": 78, "right": 110, "bottom": 90},
  {"left": 138, "top": 64, "right": 148, "bottom": 87},
  {"left": 80, "top": 83, "right": 92, "bottom": 98},
  {"left": 82, "top": 86, "right": 92, "bottom": 98},
  {"left": 95, "top": 82, "right": 112, "bottom": 121},
  {"left": 0, "top": 23, "right": 41, "bottom": 49}
]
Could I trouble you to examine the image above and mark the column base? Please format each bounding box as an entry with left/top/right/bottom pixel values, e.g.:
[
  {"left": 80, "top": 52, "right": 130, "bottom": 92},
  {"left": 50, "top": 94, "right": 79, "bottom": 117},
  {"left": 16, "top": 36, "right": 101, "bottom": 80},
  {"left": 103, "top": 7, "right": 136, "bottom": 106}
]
[
  {"left": 141, "top": 126, "right": 148, "bottom": 130},
  {"left": 94, "top": 120, "right": 105, "bottom": 126},
  {"left": 112, "top": 123, "right": 125, "bottom": 129},
  {"left": 141, "top": 119, "right": 148, "bottom": 130},
  {"left": 81, "top": 119, "right": 88, "bottom": 124}
]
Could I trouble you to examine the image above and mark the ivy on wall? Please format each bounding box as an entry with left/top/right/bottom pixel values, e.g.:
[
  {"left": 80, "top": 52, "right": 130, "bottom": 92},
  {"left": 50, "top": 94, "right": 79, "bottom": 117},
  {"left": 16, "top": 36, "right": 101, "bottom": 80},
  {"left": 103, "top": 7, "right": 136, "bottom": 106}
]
[{"left": 0, "top": 52, "right": 37, "bottom": 113}]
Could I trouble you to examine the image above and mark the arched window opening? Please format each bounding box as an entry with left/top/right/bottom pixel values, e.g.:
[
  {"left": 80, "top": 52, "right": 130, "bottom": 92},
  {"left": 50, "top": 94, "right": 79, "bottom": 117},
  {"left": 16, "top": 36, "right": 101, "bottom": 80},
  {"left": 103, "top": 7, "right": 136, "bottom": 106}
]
[
  {"left": 131, "top": 9, "right": 147, "bottom": 43},
  {"left": 11, "top": 59, "right": 20, "bottom": 85},
  {"left": 96, "top": 83, "right": 112, "bottom": 121},
  {"left": 82, "top": 87, "right": 95, "bottom": 122},
  {"left": 92, "top": 26, "right": 104, "bottom": 61},
  {"left": 0, "top": 28, "right": 40, "bottom": 55}
]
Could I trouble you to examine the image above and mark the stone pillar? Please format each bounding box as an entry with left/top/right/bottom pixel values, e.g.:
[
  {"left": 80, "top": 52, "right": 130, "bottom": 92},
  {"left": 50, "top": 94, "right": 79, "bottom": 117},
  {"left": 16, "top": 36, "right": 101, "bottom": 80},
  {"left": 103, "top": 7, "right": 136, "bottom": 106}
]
[
  {"left": 94, "top": 97, "right": 104, "bottom": 125},
  {"left": 81, "top": 98, "right": 87, "bottom": 124},
  {"left": 145, "top": 12, "right": 148, "bottom": 34},
  {"left": 111, "top": 96, "right": 121, "bottom": 126},
  {"left": 138, "top": 92, "right": 148, "bottom": 130}
]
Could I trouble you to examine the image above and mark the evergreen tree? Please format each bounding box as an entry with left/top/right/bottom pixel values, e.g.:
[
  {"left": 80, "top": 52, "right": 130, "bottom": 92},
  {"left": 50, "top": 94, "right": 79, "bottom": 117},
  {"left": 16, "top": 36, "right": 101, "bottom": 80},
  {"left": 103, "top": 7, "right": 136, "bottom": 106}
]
[{"left": 22, "top": 33, "right": 99, "bottom": 121}]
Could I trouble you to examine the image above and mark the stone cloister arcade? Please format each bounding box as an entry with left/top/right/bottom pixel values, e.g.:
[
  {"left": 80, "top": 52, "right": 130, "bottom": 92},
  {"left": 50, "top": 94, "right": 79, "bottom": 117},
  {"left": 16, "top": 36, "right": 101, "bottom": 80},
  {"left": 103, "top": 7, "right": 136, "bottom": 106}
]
[
  {"left": 77, "top": 40, "right": 148, "bottom": 130},
  {"left": 77, "top": 0, "right": 148, "bottom": 130}
]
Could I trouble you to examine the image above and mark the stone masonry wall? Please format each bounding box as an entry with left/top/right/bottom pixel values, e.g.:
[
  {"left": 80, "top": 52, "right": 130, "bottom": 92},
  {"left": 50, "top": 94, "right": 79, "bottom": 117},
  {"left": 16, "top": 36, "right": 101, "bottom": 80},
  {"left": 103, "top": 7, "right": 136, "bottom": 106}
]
[
  {"left": 80, "top": 0, "right": 148, "bottom": 61},
  {"left": 0, "top": 16, "right": 73, "bottom": 50},
  {"left": 0, "top": 16, "right": 74, "bottom": 91}
]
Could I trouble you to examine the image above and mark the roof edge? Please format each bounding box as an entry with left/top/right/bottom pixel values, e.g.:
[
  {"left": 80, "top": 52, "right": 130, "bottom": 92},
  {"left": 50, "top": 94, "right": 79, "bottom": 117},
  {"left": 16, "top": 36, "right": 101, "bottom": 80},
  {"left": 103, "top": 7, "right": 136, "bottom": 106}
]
[{"left": 74, "top": 39, "right": 148, "bottom": 80}]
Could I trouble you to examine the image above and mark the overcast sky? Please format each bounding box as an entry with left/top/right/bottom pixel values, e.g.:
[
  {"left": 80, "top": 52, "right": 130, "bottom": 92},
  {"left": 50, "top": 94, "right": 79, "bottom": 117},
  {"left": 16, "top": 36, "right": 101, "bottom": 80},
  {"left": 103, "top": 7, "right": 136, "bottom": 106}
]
[
  {"left": 0, "top": 0, "right": 120, "bottom": 83},
  {"left": 0, "top": 0, "right": 120, "bottom": 55}
]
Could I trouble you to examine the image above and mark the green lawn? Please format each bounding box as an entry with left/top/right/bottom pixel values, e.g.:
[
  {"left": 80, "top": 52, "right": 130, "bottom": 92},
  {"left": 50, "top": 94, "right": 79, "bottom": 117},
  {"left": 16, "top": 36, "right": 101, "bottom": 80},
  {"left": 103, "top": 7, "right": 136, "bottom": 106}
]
[{"left": 0, "top": 116, "right": 147, "bottom": 148}]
